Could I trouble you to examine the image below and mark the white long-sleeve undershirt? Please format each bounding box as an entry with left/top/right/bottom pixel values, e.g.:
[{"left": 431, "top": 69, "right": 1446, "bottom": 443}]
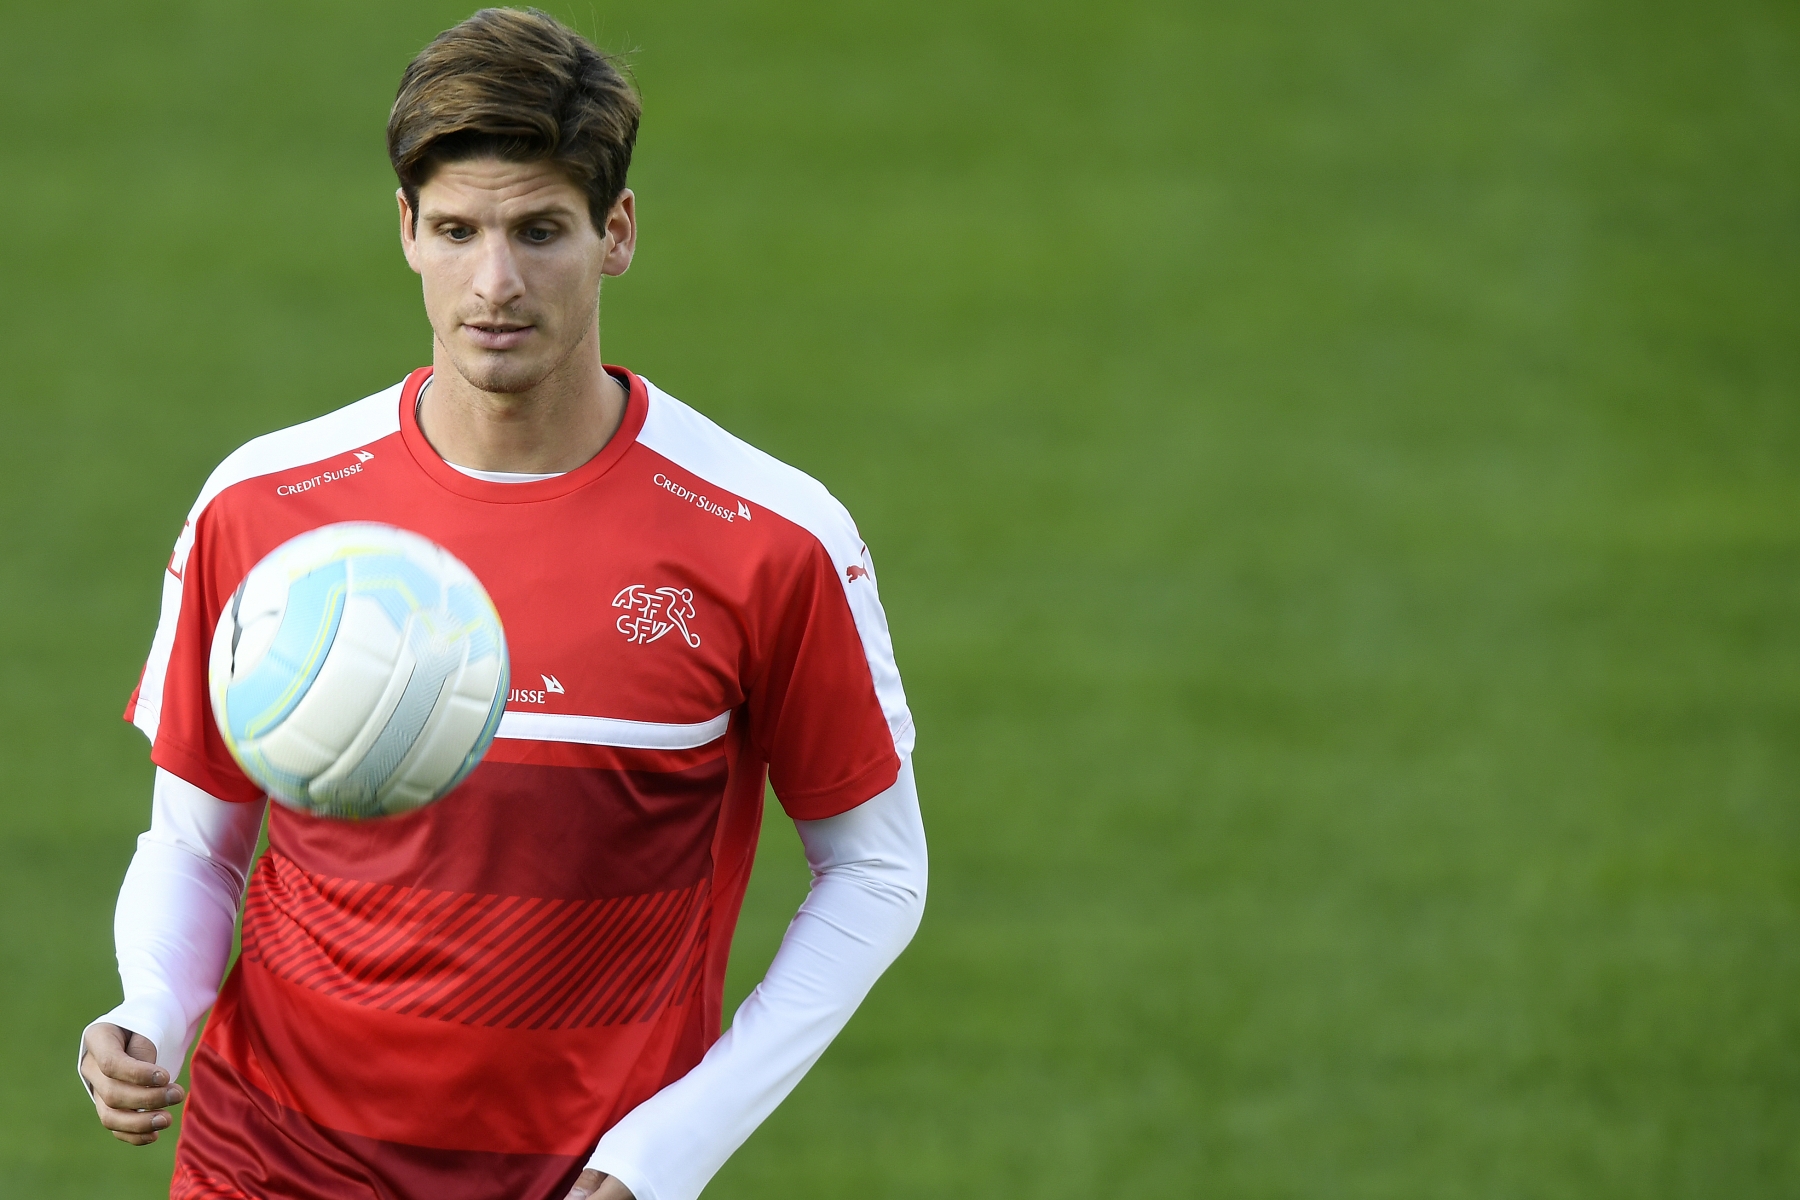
[
  {"left": 589, "top": 758, "right": 927, "bottom": 1200},
  {"left": 83, "top": 770, "right": 265, "bottom": 1076},
  {"left": 83, "top": 761, "right": 927, "bottom": 1200}
]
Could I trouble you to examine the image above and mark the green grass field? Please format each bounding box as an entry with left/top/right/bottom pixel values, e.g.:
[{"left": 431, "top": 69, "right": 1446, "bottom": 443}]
[{"left": 2, "top": 0, "right": 1798, "bottom": 1195}]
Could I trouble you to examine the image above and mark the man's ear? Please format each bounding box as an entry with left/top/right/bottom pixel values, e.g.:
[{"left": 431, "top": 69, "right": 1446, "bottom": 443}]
[
  {"left": 601, "top": 189, "right": 636, "bottom": 278},
  {"left": 398, "top": 189, "right": 422, "bottom": 275}
]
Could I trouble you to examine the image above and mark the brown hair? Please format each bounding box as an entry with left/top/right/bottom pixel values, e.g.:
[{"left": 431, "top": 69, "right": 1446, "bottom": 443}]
[{"left": 388, "top": 8, "right": 640, "bottom": 231}]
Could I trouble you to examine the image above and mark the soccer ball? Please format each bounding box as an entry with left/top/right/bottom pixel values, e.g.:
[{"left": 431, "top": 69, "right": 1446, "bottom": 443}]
[{"left": 208, "top": 522, "right": 509, "bottom": 819}]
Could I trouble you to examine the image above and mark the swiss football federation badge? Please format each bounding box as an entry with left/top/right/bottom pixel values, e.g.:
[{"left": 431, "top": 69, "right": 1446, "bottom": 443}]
[{"left": 612, "top": 584, "right": 701, "bottom": 647}]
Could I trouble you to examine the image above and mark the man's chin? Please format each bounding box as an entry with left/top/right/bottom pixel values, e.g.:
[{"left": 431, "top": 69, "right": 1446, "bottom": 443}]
[{"left": 445, "top": 351, "right": 554, "bottom": 396}]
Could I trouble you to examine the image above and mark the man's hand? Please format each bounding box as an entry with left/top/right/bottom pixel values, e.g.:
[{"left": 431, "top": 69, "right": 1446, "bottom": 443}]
[
  {"left": 79, "top": 1022, "right": 185, "bottom": 1145},
  {"left": 566, "top": 1169, "right": 634, "bottom": 1200}
]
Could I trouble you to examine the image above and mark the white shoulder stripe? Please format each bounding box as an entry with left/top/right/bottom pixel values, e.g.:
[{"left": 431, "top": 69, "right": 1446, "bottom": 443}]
[
  {"left": 186, "top": 382, "right": 405, "bottom": 522},
  {"left": 635, "top": 379, "right": 914, "bottom": 760},
  {"left": 496, "top": 710, "right": 730, "bottom": 751},
  {"left": 133, "top": 381, "right": 407, "bottom": 747}
]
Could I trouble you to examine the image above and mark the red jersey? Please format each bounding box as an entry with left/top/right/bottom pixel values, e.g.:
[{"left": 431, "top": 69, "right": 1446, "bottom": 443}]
[{"left": 125, "top": 368, "right": 913, "bottom": 1200}]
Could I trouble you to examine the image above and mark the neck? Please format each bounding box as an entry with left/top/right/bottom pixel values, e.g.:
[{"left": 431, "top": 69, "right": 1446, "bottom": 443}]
[{"left": 418, "top": 325, "right": 628, "bottom": 473}]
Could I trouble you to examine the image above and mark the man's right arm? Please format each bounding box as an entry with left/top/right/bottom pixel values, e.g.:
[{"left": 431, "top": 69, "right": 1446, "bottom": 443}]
[{"left": 79, "top": 769, "right": 264, "bottom": 1142}]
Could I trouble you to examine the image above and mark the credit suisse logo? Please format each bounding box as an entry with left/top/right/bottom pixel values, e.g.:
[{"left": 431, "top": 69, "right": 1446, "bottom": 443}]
[
  {"left": 653, "top": 472, "right": 751, "bottom": 524},
  {"left": 508, "top": 674, "right": 565, "bottom": 705},
  {"left": 276, "top": 450, "right": 375, "bottom": 497}
]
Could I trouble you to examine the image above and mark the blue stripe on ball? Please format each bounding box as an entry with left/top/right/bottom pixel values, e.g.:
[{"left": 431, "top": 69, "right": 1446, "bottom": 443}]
[{"left": 225, "top": 559, "right": 348, "bottom": 743}]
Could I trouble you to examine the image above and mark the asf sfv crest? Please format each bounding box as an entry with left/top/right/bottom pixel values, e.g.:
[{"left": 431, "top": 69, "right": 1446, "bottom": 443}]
[{"left": 612, "top": 584, "right": 702, "bottom": 648}]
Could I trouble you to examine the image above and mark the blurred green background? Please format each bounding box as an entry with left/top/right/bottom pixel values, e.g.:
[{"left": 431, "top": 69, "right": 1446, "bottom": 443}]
[{"left": 2, "top": 0, "right": 1797, "bottom": 1195}]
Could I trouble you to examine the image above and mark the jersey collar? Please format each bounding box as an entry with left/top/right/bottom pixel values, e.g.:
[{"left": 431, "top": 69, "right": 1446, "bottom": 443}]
[{"left": 397, "top": 365, "right": 648, "bottom": 503}]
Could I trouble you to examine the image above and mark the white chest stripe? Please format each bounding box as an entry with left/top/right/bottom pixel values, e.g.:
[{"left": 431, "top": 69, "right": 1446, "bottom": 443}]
[{"left": 494, "top": 710, "right": 730, "bottom": 751}]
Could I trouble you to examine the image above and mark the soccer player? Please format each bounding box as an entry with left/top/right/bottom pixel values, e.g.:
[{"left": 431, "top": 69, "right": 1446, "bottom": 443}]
[{"left": 76, "top": 10, "right": 926, "bottom": 1200}]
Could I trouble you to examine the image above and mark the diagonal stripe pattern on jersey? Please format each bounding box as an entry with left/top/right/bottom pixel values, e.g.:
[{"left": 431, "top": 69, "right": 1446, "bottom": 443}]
[{"left": 243, "top": 851, "right": 710, "bottom": 1029}]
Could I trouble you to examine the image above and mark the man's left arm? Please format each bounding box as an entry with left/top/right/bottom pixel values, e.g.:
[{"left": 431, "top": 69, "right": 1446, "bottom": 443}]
[{"left": 570, "top": 757, "right": 928, "bottom": 1200}]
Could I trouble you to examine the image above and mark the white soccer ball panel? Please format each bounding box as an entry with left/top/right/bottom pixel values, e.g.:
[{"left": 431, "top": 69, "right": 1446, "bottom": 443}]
[
  {"left": 208, "top": 602, "right": 239, "bottom": 733},
  {"left": 453, "top": 651, "right": 504, "bottom": 704},
  {"left": 303, "top": 637, "right": 418, "bottom": 801},
  {"left": 230, "top": 565, "right": 291, "bottom": 680},
  {"left": 255, "top": 719, "right": 347, "bottom": 782},
  {"left": 273, "top": 595, "right": 407, "bottom": 767},
  {"left": 376, "top": 649, "right": 506, "bottom": 813},
  {"left": 383, "top": 689, "right": 498, "bottom": 811}
]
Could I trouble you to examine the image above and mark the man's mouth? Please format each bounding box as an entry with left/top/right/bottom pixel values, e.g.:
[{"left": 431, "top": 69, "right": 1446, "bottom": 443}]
[{"left": 463, "top": 322, "right": 535, "bottom": 351}]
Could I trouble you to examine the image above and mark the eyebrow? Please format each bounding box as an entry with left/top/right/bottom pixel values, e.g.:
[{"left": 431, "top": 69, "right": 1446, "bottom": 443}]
[
  {"left": 423, "top": 201, "right": 582, "bottom": 226},
  {"left": 508, "top": 204, "right": 580, "bottom": 224}
]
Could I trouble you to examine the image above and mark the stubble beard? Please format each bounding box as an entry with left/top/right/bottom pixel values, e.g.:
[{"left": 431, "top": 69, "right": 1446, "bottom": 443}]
[
  {"left": 447, "top": 344, "right": 555, "bottom": 396},
  {"left": 441, "top": 293, "right": 600, "bottom": 397}
]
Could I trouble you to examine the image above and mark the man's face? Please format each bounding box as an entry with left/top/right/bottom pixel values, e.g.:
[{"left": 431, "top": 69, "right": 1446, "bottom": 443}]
[{"left": 399, "top": 157, "right": 635, "bottom": 395}]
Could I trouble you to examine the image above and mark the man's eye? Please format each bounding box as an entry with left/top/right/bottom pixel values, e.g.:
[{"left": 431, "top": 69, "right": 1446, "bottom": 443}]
[
  {"left": 523, "top": 227, "right": 555, "bottom": 244},
  {"left": 444, "top": 226, "right": 474, "bottom": 242}
]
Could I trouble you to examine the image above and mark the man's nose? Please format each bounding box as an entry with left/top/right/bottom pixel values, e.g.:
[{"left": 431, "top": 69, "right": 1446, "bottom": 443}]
[{"left": 471, "top": 232, "right": 526, "bottom": 307}]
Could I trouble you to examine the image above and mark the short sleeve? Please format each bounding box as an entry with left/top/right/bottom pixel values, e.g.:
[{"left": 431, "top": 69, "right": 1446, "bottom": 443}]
[
  {"left": 124, "top": 507, "right": 264, "bottom": 803},
  {"left": 749, "top": 538, "right": 903, "bottom": 821}
]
